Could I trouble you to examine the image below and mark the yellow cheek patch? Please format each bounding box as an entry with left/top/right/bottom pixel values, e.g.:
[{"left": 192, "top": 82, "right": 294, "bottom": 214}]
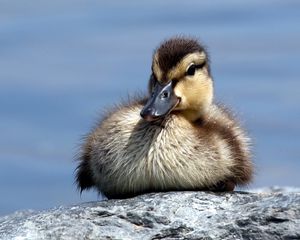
[{"left": 174, "top": 76, "right": 213, "bottom": 110}]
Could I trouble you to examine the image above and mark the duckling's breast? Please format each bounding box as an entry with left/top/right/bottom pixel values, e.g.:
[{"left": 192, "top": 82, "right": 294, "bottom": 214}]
[{"left": 90, "top": 104, "right": 235, "bottom": 195}]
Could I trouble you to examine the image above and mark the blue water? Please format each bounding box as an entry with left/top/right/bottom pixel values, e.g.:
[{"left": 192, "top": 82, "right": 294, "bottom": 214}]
[{"left": 0, "top": 0, "right": 299, "bottom": 216}]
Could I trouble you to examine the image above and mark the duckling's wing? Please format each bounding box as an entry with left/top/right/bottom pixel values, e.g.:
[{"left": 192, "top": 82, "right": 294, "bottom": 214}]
[{"left": 75, "top": 95, "right": 147, "bottom": 193}]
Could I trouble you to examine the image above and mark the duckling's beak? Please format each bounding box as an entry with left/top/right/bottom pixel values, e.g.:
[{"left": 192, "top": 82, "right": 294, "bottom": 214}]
[{"left": 140, "top": 81, "right": 179, "bottom": 122}]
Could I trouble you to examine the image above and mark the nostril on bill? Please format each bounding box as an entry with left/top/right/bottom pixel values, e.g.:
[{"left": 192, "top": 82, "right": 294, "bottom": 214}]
[{"left": 161, "top": 91, "right": 169, "bottom": 99}]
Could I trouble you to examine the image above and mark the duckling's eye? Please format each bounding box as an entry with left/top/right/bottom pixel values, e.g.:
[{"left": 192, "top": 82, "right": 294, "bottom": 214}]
[
  {"left": 186, "top": 61, "right": 206, "bottom": 76},
  {"left": 186, "top": 64, "right": 196, "bottom": 76}
]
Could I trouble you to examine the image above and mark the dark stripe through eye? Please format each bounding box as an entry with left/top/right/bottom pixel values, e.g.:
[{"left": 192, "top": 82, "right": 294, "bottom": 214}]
[{"left": 186, "top": 61, "right": 206, "bottom": 76}]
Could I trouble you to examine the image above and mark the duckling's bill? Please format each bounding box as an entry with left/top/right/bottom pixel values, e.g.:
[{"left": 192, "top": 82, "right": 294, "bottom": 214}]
[{"left": 140, "top": 80, "right": 180, "bottom": 122}]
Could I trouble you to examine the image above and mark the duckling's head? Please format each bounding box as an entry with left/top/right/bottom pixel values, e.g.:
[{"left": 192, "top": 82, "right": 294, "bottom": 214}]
[{"left": 140, "top": 37, "right": 213, "bottom": 122}]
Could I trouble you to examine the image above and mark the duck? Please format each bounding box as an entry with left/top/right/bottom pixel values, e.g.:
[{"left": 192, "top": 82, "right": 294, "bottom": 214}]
[{"left": 76, "top": 37, "right": 253, "bottom": 199}]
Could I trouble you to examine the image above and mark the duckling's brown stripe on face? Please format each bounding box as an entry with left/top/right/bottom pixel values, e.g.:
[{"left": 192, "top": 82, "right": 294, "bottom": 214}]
[
  {"left": 153, "top": 52, "right": 207, "bottom": 83},
  {"left": 167, "top": 52, "right": 206, "bottom": 81}
]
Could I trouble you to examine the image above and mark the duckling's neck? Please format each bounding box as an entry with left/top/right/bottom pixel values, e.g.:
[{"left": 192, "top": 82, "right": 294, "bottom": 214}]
[{"left": 178, "top": 106, "right": 210, "bottom": 123}]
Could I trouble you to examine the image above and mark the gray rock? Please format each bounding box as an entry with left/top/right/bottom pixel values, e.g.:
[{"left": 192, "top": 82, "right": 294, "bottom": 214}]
[{"left": 0, "top": 189, "right": 300, "bottom": 240}]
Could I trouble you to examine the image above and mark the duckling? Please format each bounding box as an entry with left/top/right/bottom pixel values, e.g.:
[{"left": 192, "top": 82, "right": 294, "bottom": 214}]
[{"left": 76, "top": 37, "right": 253, "bottom": 198}]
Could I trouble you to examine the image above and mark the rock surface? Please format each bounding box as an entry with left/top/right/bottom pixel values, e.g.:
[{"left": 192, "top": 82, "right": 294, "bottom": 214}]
[{"left": 0, "top": 188, "right": 299, "bottom": 240}]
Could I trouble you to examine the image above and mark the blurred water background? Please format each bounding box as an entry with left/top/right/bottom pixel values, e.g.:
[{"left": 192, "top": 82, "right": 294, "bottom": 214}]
[{"left": 0, "top": 0, "right": 299, "bottom": 216}]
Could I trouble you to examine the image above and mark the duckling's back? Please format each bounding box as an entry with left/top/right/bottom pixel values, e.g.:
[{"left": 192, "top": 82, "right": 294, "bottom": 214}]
[{"left": 76, "top": 98, "right": 252, "bottom": 198}]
